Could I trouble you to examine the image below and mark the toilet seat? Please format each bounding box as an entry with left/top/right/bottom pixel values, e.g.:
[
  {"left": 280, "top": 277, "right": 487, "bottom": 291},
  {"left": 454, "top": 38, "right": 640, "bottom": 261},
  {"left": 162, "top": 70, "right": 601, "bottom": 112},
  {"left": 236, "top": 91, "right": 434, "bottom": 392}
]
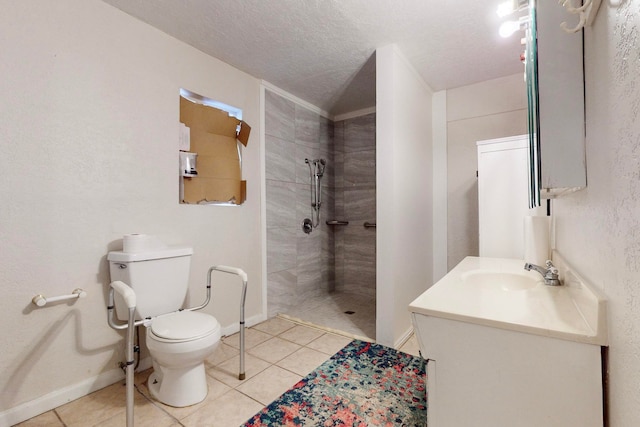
[{"left": 149, "top": 311, "right": 219, "bottom": 343}]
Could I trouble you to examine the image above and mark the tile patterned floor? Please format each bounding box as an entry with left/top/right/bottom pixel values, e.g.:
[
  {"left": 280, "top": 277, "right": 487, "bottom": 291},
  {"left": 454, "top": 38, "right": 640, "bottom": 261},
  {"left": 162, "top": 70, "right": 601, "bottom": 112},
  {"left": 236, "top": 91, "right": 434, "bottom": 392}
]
[{"left": 15, "top": 317, "right": 420, "bottom": 427}]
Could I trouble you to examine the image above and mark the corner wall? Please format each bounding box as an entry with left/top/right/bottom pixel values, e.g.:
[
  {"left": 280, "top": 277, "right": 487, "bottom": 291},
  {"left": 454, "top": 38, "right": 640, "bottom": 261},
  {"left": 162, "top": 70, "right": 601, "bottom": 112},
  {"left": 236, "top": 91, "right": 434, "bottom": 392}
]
[
  {"left": 0, "top": 0, "right": 262, "bottom": 423},
  {"left": 376, "top": 45, "right": 433, "bottom": 347},
  {"left": 445, "top": 74, "right": 528, "bottom": 270},
  {"left": 552, "top": 2, "right": 640, "bottom": 425}
]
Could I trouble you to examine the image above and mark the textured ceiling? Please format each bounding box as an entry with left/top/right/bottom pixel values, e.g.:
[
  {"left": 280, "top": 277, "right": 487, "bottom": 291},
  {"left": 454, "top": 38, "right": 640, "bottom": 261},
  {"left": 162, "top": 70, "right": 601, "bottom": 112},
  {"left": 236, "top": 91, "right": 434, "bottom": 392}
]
[{"left": 102, "top": 0, "right": 524, "bottom": 116}]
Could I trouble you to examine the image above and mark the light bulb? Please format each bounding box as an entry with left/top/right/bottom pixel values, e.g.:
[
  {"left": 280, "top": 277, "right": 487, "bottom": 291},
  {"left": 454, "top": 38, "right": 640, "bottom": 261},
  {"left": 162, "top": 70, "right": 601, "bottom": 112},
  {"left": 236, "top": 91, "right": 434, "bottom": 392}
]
[
  {"left": 497, "top": 0, "right": 516, "bottom": 17},
  {"left": 499, "top": 20, "right": 521, "bottom": 38}
]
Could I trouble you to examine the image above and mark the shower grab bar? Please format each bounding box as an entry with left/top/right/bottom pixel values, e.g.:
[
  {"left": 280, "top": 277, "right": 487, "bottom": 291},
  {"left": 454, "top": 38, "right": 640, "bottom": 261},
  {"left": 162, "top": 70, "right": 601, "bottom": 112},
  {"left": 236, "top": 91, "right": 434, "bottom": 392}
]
[
  {"left": 326, "top": 220, "right": 349, "bottom": 226},
  {"left": 363, "top": 222, "right": 377, "bottom": 228},
  {"left": 304, "top": 158, "right": 326, "bottom": 230},
  {"left": 32, "top": 288, "right": 87, "bottom": 307}
]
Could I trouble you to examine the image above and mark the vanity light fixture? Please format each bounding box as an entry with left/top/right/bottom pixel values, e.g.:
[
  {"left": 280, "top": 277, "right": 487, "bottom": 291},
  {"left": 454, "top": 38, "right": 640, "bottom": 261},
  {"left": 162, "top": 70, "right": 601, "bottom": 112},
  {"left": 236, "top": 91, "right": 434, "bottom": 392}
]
[
  {"left": 499, "top": 15, "right": 529, "bottom": 38},
  {"left": 496, "top": 0, "right": 529, "bottom": 18},
  {"left": 496, "top": 0, "right": 529, "bottom": 38},
  {"left": 498, "top": 0, "right": 602, "bottom": 35},
  {"left": 558, "top": 0, "right": 602, "bottom": 33}
]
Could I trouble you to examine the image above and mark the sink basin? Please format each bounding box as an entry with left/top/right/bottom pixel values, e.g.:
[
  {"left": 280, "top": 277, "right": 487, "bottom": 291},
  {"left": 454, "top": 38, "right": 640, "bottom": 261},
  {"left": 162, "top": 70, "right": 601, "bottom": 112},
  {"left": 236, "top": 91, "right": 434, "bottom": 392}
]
[
  {"left": 408, "top": 255, "right": 608, "bottom": 346},
  {"left": 461, "top": 270, "right": 542, "bottom": 291}
]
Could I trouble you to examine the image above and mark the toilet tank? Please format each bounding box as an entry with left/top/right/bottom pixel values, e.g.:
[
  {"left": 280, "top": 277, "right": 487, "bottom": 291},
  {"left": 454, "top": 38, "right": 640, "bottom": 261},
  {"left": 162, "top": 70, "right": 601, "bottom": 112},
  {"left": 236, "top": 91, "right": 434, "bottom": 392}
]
[{"left": 108, "top": 247, "right": 193, "bottom": 320}]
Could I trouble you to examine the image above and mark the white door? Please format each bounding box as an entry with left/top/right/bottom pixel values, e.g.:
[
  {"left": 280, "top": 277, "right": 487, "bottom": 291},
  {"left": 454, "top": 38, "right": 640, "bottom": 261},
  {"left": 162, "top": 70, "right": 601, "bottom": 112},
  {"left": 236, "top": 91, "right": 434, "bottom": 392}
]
[{"left": 477, "top": 135, "right": 539, "bottom": 259}]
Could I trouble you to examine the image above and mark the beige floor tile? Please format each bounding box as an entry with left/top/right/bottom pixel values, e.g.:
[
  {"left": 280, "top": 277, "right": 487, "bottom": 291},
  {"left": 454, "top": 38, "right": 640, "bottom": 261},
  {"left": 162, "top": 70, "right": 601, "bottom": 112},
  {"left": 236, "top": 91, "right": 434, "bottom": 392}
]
[
  {"left": 251, "top": 316, "right": 297, "bottom": 336},
  {"left": 276, "top": 347, "right": 331, "bottom": 377},
  {"left": 94, "top": 390, "right": 179, "bottom": 427},
  {"left": 278, "top": 324, "right": 325, "bottom": 346},
  {"left": 55, "top": 381, "right": 126, "bottom": 427},
  {"left": 207, "top": 353, "right": 271, "bottom": 388},
  {"left": 247, "top": 336, "right": 301, "bottom": 364},
  {"left": 398, "top": 334, "right": 422, "bottom": 357},
  {"left": 306, "top": 332, "right": 353, "bottom": 355},
  {"left": 181, "top": 389, "right": 263, "bottom": 427},
  {"left": 206, "top": 342, "right": 240, "bottom": 365},
  {"left": 222, "top": 328, "right": 271, "bottom": 350},
  {"left": 139, "top": 373, "right": 232, "bottom": 421},
  {"left": 15, "top": 410, "right": 64, "bottom": 426},
  {"left": 235, "top": 365, "right": 302, "bottom": 406},
  {"left": 37, "top": 313, "right": 380, "bottom": 427}
]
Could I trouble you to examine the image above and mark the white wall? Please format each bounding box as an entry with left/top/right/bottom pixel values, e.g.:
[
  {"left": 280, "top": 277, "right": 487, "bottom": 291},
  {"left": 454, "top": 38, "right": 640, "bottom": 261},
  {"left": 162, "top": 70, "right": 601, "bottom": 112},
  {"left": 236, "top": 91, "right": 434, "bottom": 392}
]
[
  {"left": 0, "top": 0, "right": 263, "bottom": 422},
  {"left": 446, "top": 74, "right": 528, "bottom": 270},
  {"left": 432, "top": 91, "right": 448, "bottom": 283},
  {"left": 376, "top": 45, "right": 433, "bottom": 347},
  {"left": 553, "top": 2, "right": 640, "bottom": 425}
]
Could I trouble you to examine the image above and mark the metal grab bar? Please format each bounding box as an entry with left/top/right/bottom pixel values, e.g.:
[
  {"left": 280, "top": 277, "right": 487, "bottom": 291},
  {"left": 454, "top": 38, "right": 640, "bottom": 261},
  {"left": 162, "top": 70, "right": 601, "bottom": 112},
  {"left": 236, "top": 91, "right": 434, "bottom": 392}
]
[
  {"left": 107, "top": 282, "right": 135, "bottom": 427},
  {"left": 32, "top": 288, "right": 87, "bottom": 307},
  {"left": 107, "top": 264, "right": 248, "bottom": 381},
  {"left": 326, "top": 220, "right": 349, "bottom": 226},
  {"left": 208, "top": 265, "right": 248, "bottom": 380},
  {"left": 363, "top": 222, "right": 376, "bottom": 228}
]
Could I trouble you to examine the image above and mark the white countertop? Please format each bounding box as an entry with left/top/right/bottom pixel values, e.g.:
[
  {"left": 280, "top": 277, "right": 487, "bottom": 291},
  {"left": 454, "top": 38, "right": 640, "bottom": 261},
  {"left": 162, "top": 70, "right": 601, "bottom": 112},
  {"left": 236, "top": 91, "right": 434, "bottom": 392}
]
[{"left": 409, "top": 255, "right": 608, "bottom": 345}]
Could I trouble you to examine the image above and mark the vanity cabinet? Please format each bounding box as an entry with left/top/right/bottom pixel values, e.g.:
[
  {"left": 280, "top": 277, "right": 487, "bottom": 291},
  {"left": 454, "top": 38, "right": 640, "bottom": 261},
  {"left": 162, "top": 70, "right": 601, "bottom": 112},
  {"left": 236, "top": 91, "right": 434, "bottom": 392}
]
[
  {"left": 409, "top": 255, "right": 608, "bottom": 427},
  {"left": 526, "top": 0, "right": 586, "bottom": 205},
  {"left": 414, "top": 315, "right": 604, "bottom": 427}
]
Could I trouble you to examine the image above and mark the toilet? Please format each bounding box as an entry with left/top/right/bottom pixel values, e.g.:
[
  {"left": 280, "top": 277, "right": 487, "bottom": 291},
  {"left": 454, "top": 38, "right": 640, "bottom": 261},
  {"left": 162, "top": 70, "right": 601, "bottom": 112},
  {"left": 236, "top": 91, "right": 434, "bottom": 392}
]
[{"left": 108, "top": 246, "right": 221, "bottom": 407}]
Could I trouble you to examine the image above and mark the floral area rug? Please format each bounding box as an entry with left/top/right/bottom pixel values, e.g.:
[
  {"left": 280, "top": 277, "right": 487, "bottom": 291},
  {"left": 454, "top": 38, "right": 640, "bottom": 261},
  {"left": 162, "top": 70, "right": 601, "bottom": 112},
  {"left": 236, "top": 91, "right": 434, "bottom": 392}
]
[{"left": 242, "top": 340, "right": 427, "bottom": 426}]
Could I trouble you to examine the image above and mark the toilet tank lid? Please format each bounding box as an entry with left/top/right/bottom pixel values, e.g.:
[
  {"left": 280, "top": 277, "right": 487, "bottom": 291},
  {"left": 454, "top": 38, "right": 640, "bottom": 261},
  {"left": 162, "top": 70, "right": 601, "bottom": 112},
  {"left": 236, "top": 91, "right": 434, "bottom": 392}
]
[{"left": 108, "top": 246, "right": 193, "bottom": 262}]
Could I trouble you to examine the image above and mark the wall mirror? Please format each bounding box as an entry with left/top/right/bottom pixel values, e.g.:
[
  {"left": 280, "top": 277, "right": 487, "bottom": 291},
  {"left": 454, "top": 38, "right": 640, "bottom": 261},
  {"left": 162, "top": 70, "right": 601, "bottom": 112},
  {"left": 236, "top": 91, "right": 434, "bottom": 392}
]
[{"left": 521, "top": 0, "right": 586, "bottom": 207}]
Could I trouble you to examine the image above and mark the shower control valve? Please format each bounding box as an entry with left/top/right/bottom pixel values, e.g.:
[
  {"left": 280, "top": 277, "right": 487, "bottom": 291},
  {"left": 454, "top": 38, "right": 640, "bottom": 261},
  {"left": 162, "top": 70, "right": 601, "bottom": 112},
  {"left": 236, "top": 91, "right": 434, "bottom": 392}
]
[{"left": 302, "top": 218, "right": 313, "bottom": 234}]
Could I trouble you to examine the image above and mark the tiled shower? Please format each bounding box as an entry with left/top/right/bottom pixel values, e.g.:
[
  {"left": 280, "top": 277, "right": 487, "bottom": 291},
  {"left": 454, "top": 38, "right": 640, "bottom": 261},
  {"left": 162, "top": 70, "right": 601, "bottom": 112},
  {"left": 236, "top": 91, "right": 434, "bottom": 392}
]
[{"left": 265, "top": 90, "right": 376, "bottom": 338}]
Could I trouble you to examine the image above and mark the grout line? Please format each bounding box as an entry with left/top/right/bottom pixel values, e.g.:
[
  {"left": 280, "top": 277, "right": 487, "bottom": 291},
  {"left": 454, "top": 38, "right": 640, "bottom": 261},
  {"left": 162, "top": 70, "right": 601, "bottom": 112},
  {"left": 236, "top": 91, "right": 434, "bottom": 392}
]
[
  {"left": 53, "top": 409, "right": 67, "bottom": 427},
  {"left": 134, "top": 384, "right": 186, "bottom": 426},
  {"left": 231, "top": 386, "right": 269, "bottom": 410}
]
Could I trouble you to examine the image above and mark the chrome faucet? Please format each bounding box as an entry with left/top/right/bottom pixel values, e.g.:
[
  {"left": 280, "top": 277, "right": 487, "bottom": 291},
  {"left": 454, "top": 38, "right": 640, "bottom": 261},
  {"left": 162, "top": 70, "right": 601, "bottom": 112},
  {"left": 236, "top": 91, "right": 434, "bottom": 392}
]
[{"left": 524, "top": 260, "right": 561, "bottom": 286}]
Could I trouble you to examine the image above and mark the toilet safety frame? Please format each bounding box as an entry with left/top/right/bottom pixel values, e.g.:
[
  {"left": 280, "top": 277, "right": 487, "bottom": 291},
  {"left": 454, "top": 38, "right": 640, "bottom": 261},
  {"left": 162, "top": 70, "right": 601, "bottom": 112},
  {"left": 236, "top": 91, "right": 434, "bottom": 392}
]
[{"left": 107, "top": 265, "right": 248, "bottom": 427}]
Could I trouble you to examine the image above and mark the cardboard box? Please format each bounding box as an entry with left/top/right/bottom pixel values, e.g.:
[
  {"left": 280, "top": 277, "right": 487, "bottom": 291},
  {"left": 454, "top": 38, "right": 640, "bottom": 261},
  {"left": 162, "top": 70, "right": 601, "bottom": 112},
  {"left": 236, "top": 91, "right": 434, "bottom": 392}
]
[{"left": 179, "top": 96, "right": 251, "bottom": 204}]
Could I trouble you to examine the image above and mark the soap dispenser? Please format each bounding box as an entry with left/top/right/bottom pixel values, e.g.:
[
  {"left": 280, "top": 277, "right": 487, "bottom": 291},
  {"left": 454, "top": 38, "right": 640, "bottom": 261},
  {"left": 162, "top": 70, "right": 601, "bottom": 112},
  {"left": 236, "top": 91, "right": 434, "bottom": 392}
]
[{"left": 179, "top": 152, "right": 198, "bottom": 177}]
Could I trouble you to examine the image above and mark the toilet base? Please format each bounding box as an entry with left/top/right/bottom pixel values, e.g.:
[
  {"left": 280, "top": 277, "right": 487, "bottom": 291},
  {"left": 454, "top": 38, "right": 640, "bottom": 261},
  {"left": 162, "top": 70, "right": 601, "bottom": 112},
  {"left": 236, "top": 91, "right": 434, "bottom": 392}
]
[{"left": 148, "top": 362, "right": 208, "bottom": 407}]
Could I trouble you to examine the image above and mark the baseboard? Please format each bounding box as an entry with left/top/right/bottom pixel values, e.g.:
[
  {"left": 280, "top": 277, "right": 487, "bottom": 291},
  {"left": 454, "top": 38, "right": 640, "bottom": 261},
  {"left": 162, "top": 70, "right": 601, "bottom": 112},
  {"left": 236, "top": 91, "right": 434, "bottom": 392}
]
[
  {"left": 220, "top": 312, "right": 267, "bottom": 337},
  {"left": 394, "top": 325, "right": 415, "bottom": 350},
  {"left": 0, "top": 366, "right": 126, "bottom": 427},
  {"left": 137, "top": 356, "right": 153, "bottom": 372}
]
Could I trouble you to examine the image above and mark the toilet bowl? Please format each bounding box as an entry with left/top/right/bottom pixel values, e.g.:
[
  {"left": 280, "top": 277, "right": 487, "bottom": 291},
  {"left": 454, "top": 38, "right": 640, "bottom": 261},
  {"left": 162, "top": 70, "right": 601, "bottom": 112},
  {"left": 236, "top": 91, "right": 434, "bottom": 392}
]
[{"left": 145, "top": 310, "right": 221, "bottom": 407}]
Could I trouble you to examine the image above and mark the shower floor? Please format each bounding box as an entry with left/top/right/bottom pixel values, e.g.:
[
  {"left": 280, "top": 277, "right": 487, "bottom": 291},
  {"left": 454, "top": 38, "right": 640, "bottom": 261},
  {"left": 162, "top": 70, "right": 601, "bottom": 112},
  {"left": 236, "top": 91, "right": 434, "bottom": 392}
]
[{"left": 279, "top": 291, "right": 376, "bottom": 340}]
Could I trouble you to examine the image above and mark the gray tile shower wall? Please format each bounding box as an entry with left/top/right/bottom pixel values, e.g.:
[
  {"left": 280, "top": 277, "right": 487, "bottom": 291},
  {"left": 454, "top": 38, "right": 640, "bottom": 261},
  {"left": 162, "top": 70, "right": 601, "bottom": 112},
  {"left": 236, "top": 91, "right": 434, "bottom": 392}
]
[
  {"left": 265, "top": 89, "right": 376, "bottom": 318},
  {"left": 336, "top": 113, "right": 376, "bottom": 298}
]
